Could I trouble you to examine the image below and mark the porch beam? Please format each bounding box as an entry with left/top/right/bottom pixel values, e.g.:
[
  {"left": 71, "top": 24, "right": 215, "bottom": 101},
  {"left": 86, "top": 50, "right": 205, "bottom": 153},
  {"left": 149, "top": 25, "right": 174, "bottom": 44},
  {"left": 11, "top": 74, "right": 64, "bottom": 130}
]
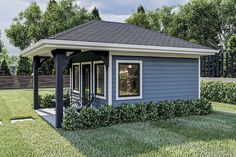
[
  {"left": 33, "top": 56, "right": 40, "bottom": 109},
  {"left": 52, "top": 49, "right": 69, "bottom": 128}
]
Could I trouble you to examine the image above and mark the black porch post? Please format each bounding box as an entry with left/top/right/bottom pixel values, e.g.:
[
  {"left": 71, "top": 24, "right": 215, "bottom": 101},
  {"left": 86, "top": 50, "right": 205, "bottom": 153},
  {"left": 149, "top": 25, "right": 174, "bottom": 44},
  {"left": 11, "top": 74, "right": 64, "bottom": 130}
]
[
  {"left": 52, "top": 50, "right": 68, "bottom": 128},
  {"left": 33, "top": 56, "right": 40, "bottom": 110}
]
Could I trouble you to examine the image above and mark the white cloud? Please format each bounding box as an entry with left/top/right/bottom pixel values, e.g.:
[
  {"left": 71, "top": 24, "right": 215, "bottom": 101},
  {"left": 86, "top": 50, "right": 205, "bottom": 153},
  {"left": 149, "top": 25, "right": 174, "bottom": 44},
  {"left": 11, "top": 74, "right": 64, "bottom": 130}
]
[
  {"left": 101, "top": 14, "right": 129, "bottom": 23},
  {"left": 76, "top": 0, "right": 105, "bottom": 11}
]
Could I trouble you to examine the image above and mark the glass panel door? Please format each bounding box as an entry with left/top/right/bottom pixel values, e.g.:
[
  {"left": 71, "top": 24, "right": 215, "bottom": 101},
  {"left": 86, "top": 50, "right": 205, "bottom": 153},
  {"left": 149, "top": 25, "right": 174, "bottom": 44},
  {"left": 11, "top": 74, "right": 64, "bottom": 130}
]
[{"left": 82, "top": 64, "right": 91, "bottom": 105}]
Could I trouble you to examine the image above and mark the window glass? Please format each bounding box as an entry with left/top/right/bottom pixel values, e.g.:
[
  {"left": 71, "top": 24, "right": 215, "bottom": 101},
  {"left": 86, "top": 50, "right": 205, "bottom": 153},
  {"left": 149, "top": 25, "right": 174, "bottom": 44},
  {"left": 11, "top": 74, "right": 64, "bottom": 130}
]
[
  {"left": 73, "top": 65, "right": 80, "bottom": 91},
  {"left": 119, "top": 63, "right": 140, "bottom": 97},
  {"left": 95, "top": 64, "right": 105, "bottom": 96}
]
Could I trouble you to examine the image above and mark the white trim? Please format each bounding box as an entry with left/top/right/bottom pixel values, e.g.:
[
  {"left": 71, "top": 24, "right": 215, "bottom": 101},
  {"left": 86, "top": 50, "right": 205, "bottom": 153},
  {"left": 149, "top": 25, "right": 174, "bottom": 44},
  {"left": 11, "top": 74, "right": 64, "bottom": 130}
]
[
  {"left": 108, "top": 52, "right": 112, "bottom": 105},
  {"left": 116, "top": 60, "right": 143, "bottom": 101},
  {"left": 81, "top": 62, "right": 92, "bottom": 97},
  {"left": 198, "top": 57, "right": 201, "bottom": 99},
  {"left": 71, "top": 63, "right": 81, "bottom": 94},
  {"left": 111, "top": 51, "right": 203, "bottom": 58},
  {"left": 93, "top": 61, "right": 106, "bottom": 100},
  {"left": 22, "top": 39, "right": 218, "bottom": 57}
]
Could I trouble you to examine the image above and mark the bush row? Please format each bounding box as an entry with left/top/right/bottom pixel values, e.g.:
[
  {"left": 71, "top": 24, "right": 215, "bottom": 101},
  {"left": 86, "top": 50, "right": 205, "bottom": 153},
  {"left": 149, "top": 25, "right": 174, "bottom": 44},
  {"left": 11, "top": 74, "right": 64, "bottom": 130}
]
[
  {"left": 62, "top": 99, "right": 212, "bottom": 130},
  {"left": 39, "top": 92, "right": 69, "bottom": 108},
  {"left": 201, "top": 81, "right": 236, "bottom": 104}
]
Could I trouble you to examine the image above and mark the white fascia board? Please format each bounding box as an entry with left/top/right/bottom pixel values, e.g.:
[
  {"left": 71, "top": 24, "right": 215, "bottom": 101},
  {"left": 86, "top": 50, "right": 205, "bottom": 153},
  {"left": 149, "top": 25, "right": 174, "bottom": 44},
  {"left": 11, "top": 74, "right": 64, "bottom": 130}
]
[{"left": 22, "top": 39, "right": 219, "bottom": 57}]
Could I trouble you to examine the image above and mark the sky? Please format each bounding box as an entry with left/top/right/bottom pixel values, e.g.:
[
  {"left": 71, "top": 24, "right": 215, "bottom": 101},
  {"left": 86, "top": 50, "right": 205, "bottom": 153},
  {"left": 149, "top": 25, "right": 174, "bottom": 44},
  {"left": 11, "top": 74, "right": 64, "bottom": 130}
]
[{"left": 0, "top": 0, "right": 188, "bottom": 56}]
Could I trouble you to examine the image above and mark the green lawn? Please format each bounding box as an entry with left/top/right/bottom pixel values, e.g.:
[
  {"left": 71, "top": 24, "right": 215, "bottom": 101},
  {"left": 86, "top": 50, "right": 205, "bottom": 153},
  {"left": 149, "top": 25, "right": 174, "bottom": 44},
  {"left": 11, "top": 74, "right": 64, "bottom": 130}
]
[{"left": 0, "top": 89, "right": 235, "bottom": 157}]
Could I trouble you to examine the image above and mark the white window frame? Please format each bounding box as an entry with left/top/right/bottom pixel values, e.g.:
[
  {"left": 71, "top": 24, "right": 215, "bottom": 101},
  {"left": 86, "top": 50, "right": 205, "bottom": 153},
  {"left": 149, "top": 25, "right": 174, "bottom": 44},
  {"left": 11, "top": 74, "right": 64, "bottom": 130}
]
[
  {"left": 72, "top": 63, "right": 81, "bottom": 94},
  {"left": 116, "top": 60, "right": 143, "bottom": 100},
  {"left": 81, "top": 62, "right": 92, "bottom": 97},
  {"left": 93, "top": 61, "right": 106, "bottom": 100}
]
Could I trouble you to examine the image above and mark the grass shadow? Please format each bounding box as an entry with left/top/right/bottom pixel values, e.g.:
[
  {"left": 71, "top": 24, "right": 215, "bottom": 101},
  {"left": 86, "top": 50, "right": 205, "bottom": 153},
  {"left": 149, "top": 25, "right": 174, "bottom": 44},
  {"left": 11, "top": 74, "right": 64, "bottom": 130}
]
[{"left": 54, "top": 110, "right": 236, "bottom": 157}]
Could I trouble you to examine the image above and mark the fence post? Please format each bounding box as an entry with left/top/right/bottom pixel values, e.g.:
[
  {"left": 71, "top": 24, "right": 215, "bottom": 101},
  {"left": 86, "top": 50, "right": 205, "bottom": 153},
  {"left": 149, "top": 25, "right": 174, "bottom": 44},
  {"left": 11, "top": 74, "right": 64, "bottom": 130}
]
[
  {"left": 207, "top": 56, "right": 210, "bottom": 77},
  {"left": 220, "top": 52, "right": 224, "bottom": 77},
  {"left": 212, "top": 55, "right": 215, "bottom": 77},
  {"left": 231, "top": 51, "right": 235, "bottom": 78},
  {"left": 226, "top": 51, "right": 229, "bottom": 77},
  {"left": 216, "top": 53, "right": 219, "bottom": 77},
  {"left": 203, "top": 56, "right": 206, "bottom": 77}
]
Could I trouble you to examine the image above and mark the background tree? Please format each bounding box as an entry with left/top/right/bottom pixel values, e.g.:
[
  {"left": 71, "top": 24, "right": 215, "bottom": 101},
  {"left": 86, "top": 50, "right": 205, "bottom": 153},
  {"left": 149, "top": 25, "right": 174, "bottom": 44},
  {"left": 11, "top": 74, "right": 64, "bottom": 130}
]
[
  {"left": 227, "top": 35, "right": 236, "bottom": 52},
  {"left": 0, "top": 31, "right": 3, "bottom": 53},
  {"left": 6, "top": 0, "right": 96, "bottom": 75},
  {"left": 168, "top": 0, "right": 220, "bottom": 47},
  {"left": 126, "top": 0, "right": 236, "bottom": 49},
  {"left": 216, "top": 0, "right": 236, "bottom": 49},
  {"left": 137, "top": 5, "right": 145, "bottom": 14},
  {"left": 92, "top": 7, "right": 101, "bottom": 20},
  {"left": 17, "top": 56, "right": 32, "bottom": 75},
  {"left": 126, "top": 5, "right": 151, "bottom": 29},
  {"left": 1, "top": 59, "right": 11, "bottom": 76}
]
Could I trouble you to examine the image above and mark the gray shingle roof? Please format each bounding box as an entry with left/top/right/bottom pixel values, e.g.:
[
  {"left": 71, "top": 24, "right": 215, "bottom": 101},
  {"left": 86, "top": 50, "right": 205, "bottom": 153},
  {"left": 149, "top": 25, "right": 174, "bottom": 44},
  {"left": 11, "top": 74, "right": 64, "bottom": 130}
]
[{"left": 48, "top": 20, "right": 213, "bottom": 50}]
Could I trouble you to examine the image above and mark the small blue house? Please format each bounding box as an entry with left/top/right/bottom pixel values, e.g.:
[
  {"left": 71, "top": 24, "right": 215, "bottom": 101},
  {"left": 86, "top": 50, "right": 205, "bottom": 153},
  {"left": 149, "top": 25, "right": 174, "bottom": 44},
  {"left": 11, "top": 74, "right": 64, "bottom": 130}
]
[{"left": 22, "top": 20, "right": 218, "bottom": 128}]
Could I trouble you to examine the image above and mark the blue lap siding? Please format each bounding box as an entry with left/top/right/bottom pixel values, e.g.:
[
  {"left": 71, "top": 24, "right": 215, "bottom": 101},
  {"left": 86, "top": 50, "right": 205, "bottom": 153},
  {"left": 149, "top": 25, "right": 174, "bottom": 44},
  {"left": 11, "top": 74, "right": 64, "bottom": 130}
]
[{"left": 112, "top": 56, "right": 199, "bottom": 106}]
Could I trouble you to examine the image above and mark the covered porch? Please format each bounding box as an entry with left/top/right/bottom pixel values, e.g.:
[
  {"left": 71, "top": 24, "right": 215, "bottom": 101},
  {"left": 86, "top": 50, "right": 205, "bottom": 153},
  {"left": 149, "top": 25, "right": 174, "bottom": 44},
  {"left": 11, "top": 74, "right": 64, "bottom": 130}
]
[{"left": 32, "top": 49, "right": 109, "bottom": 128}]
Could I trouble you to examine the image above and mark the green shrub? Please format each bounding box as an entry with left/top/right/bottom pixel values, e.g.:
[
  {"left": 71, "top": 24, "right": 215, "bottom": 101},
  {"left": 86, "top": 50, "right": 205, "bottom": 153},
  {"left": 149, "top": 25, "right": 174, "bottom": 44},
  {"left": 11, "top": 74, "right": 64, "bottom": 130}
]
[
  {"left": 78, "top": 107, "right": 100, "bottom": 129},
  {"left": 62, "top": 107, "right": 79, "bottom": 131},
  {"left": 39, "top": 91, "right": 70, "bottom": 108},
  {"left": 39, "top": 94, "right": 55, "bottom": 108},
  {"left": 134, "top": 103, "right": 148, "bottom": 121},
  {"left": 201, "top": 81, "right": 236, "bottom": 104},
  {"left": 172, "top": 99, "right": 194, "bottom": 117},
  {"left": 74, "top": 99, "right": 212, "bottom": 130}
]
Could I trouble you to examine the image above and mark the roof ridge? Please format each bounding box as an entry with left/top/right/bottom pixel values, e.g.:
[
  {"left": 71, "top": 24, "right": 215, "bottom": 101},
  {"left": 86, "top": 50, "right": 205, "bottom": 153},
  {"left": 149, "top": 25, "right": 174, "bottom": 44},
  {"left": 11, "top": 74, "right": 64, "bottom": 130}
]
[
  {"left": 99, "top": 20, "right": 212, "bottom": 49},
  {"left": 49, "top": 20, "right": 97, "bottom": 39}
]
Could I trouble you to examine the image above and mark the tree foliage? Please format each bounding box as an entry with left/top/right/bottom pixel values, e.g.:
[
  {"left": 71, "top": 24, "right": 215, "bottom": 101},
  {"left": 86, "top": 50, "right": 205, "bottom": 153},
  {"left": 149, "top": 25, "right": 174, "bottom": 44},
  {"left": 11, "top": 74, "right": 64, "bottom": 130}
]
[
  {"left": 0, "top": 30, "right": 3, "bottom": 53},
  {"left": 92, "top": 7, "right": 101, "bottom": 20},
  {"left": 126, "top": 0, "right": 236, "bottom": 48},
  {"left": 1, "top": 59, "right": 11, "bottom": 76},
  {"left": 17, "top": 56, "right": 32, "bottom": 75},
  {"left": 227, "top": 34, "right": 236, "bottom": 52},
  {"left": 6, "top": 0, "right": 98, "bottom": 75},
  {"left": 126, "top": 5, "right": 151, "bottom": 29},
  {"left": 137, "top": 5, "right": 145, "bottom": 14},
  {"left": 170, "top": 0, "right": 220, "bottom": 47}
]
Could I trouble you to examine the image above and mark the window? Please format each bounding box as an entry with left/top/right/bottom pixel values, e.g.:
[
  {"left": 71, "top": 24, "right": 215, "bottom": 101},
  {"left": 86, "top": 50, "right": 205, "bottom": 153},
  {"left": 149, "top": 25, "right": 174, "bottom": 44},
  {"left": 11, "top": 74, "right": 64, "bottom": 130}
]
[
  {"left": 116, "top": 60, "right": 142, "bottom": 100},
  {"left": 73, "top": 65, "right": 80, "bottom": 92},
  {"left": 95, "top": 64, "right": 105, "bottom": 96}
]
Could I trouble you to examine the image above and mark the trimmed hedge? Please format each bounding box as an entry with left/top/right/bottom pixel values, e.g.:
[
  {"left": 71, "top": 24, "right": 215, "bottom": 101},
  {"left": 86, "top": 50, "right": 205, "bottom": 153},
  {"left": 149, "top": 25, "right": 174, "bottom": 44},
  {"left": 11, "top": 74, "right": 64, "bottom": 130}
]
[
  {"left": 62, "top": 107, "right": 79, "bottom": 131},
  {"left": 62, "top": 99, "right": 212, "bottom": 130},
  {"left": 39, "top": 92, "right": 70, "bottom": 108},
  {"left": 201, "top": 81, "right": 236, "bottom": 104}
]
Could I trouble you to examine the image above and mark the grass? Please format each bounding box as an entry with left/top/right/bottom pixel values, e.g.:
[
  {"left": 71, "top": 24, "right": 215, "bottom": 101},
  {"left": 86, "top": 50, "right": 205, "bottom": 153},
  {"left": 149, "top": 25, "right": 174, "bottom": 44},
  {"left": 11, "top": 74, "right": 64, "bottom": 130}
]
[{"left": 0, "top": 89, "right": 236, "bottom": 157}]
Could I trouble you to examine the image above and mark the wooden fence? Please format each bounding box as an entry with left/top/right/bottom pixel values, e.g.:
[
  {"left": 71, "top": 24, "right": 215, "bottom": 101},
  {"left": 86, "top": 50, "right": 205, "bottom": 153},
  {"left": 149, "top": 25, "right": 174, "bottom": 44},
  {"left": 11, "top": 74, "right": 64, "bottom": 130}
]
[
  {"left": 201, "top": 51, "right": 236, "bottom": 78},
  {"left": 0, "top": 75, "right": 70, "bottom": 89}
]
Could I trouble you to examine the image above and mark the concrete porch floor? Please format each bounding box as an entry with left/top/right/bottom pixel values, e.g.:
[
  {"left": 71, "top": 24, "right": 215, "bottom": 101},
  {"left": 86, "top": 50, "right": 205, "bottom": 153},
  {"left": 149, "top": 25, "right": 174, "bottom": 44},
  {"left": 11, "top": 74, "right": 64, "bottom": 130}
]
[{"left": 35, "top": 108, "right": 57, "bottom": 127}]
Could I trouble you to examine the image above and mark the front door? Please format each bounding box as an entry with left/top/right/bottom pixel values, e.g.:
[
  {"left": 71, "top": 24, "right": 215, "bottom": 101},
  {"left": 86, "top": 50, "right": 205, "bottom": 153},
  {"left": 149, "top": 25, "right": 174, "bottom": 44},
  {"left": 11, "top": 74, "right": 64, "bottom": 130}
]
[{"left": 82, "top": 64, "right": 91, "bottom": 105}]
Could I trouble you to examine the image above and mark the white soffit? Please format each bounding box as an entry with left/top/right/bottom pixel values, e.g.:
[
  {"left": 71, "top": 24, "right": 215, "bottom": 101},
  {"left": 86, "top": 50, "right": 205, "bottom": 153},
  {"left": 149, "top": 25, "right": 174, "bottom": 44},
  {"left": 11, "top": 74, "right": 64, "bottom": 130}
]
[{"left": 22, "top": 39, "right": 219, "bottom": 57}]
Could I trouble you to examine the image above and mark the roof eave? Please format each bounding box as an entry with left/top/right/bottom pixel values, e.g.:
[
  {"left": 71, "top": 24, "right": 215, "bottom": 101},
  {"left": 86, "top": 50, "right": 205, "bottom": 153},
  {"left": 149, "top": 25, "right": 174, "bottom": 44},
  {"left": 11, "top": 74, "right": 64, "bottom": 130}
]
[{"left": 21, "top": 39, "right": 219, "bottom": 57}]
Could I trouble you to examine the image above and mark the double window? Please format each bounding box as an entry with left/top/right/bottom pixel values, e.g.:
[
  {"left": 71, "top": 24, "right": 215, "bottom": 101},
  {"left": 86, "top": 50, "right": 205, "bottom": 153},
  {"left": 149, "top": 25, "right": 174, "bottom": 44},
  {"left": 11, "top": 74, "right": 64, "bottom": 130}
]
[
  {"left": 116, "top": 60, "right": 142, "bottom": 100},
  {"left": 72, "top": 64, "right": 80, "bottom": 92}
]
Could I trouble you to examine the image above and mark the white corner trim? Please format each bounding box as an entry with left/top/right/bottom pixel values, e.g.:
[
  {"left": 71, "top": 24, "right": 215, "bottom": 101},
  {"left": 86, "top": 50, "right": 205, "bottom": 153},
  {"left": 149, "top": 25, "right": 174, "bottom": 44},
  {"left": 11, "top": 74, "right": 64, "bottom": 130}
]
[
  {"left": 21, "top": 39, "right": 219, "bottom": 57},
  {"left": 108, "top": 53, "right": 112, "bottom": 105},
  {"left": 93, "top": 61, "right": 106, "bottom": 100},
  {"left": 116, "top": 60, "right": 143, "bottom": 101},
  {"left": 71, "top": 63, "right": 81, "bottom": 93},
  {"left": 198, "top": 57, "right": 201, "bottom": 99}
]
